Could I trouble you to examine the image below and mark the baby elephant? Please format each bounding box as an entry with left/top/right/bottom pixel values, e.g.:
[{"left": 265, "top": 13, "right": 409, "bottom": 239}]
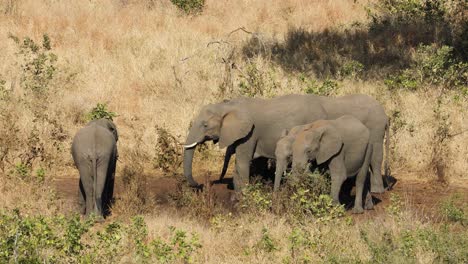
[
  {"left": 71, "top": 118, "right": 118, "bottom": 219},
  {"left": 275, "top": 115, "right": 373, "bottom": 213}
]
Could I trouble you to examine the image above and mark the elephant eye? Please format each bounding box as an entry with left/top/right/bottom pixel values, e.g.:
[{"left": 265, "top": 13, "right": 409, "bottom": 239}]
[{"left": 202, "top": 122, "right": 208, "bottom": 128}]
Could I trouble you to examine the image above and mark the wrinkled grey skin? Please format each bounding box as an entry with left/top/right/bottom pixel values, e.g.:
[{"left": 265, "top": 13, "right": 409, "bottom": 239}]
[
  {"left": 71, "top": 118, "right": 118, "bottom": 219},
  {"left": 275, "top": 116, "right": 373, "bottom": 213},
  {"left": 183, "top": 94, "right": 388, "bottom": 193}
]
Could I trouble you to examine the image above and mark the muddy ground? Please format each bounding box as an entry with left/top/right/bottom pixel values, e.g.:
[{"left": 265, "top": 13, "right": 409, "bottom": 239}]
[{"left": 53, "top": 168, "right": 467, "bottom": 222}]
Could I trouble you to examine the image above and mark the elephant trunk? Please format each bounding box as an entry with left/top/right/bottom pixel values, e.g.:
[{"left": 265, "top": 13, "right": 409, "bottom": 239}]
[
  {"left": 274, "top": 158, "right": 287, "bottom": 192},
  {"left": 183, "top": 147, "right": 199, "bottom": 187}
]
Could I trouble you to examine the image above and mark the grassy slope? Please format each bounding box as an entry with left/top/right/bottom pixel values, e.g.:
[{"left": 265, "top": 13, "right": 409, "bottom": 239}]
[{"left": 0, "top": 0, "right": 467, "bottom": 263}]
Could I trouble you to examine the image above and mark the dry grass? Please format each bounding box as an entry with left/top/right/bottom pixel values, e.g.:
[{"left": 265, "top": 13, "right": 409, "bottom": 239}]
[{"left": 0, "top": 1, "right": 467, "bottom": 262}]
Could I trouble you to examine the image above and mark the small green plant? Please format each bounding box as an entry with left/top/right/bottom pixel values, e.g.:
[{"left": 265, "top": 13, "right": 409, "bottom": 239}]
[
  {"left": 239, "top": 181, "right": 273, "bottom": 213},
  {"left": 339, "top": 60, "right": 364, "bottom": 79},
  {"left": 387, "top": 193, "right": 403, "bottom": 216},
  {"left": 439, "top": 195, "right": 466, "bottom": 224},
  {"left": 171, "top": 0, "right": 205, "bottom": 14},
  {"left": 288, "top": 228, "right": 314, "bottom": 263},
  {"left": 153, "top": 126, "right": 182, "bottom": 174},
  {"left": 11, "top": 162, "right": 30, "bottom": 180},
  {"left": 300, "top": 75, "right": 339, "bottom": 96},
  {"left": 384, "top": 70, "right": 419, "bottom": 91},
  {"left": 86, "top": 103, "right": 117, "bottom": 121},
  {"left": 35, "top": 167, "right": 46, "bottom": 182},
  {"left": 150, "top": 226, "right": 202, "bottom": 263},
  {"left": 255, "top": 227, "right": 279, "bottom": 253}
]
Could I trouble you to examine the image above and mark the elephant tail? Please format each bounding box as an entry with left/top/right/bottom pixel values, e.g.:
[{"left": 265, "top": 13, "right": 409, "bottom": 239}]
[
  {"left": 92, "top": 156, "right": 98, "bottom": 213},
  {"left": 384, "top": 118, "right": 392, "bottom": 189}
]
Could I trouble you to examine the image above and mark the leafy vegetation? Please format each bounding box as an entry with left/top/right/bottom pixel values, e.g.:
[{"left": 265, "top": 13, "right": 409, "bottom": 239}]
[
  {"left": 86, "top": 103, "right": 117, "bottom": 121},
  {"left": 170, "top": 0, "right": 205, "bottom": 14},
  {"left": 0, "top": 210, "right": 202, "bottom": 263}
]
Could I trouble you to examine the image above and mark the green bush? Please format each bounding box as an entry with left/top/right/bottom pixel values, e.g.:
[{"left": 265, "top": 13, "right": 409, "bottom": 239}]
[
  {"left": 300, "top": 75, "right": 339, "bottom": 96},
  {"left": 255, "top": 227, "right": 279, "bottom": 253},
  {"left": 238, "top": 63, "right": 278, "bottom": 98},
  {"left": 338, "top": 60, "right": 364, "bottom": 79},
  {"left": 9, "top": 34, "right": 57, "bottom": 96},
  {"left": 86, "top": 103, "right": 117, "bottom": 121},
  {"left": 239, "top": 181, "right": 273, "bottom": 213},
  {"left": 277, "top": 168, "right": 344, "bottom": 222},
  {"left": 171, "top": 0, "right": 205, "bottom": 14},
  {"left": 384, "top": 70, "right": 419, "bottom": 91},
  {"left": 0, "top": 210, "right": 202, "bottom": 263},
  {"left": 439, "top": 195, "right": 466, "bottom": 224}
]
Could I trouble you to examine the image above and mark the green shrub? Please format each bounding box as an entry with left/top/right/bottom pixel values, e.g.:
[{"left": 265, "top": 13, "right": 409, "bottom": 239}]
[
  {"left": 239, "top": 181, "right": 273, "bottom": 213},
  {"left": 275, "top": 168, "right": 345, "bottom": 222},
  {"left": 150, "top": 226, "right": 202, "bottom": 263},
  {"left": 86, "top": 103, "right": 117, "bottom": 121},
  {"left": 439, "top": 195, "right": 466, "bottom": 224},
  {"left": 171, "top": 0, "right": 205, "bottom": 14},
  {"left": 9, "top": 34, "right": 57, "bottom": 98},
  {"left": 338, "top": 60, "right": 364, "bottom": 79},
  {"left": 384, "top": 70, "right": 419, "bottom": 91},
  {"left": 238, "top": 63, "right": 278, "bottom": 98},
  {"left": 0, "top": 210, "right": 202, "bottom": 263},
  {"left": 255, "top": 227, "right": 279, "bottom": 253},
  {"left": 300, "top": 75, "right": 339, "bottom": 96}
]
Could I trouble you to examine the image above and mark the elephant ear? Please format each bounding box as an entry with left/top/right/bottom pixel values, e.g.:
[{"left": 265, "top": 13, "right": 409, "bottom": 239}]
[
  {"left": 96, "top": 119, "right": 119, "bottom": 142},
  {"left": 316, "top": 126, "right": 342, "bottom": 164},
  {"left": 107, "top": 121, "right": 119, "bottom": 142},
  {"left": 219, "top": 110, "right": 253, "bottom": 149}
]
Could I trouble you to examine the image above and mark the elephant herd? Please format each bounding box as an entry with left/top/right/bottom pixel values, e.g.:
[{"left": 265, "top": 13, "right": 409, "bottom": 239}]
[{"left": 72, "top": 93, "right": 391, "bottom": 219}]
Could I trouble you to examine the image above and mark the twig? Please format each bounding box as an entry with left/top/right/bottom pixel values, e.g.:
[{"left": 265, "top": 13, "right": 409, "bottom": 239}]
[
  {"left": 227, "top": 27, "right": 254, "bottom": 38},
  {"left": 448, "top": 129, "right": 468, "bottom": 138},
  {"left": 171, "top": 66, "right": 182, "bottom": 88}
]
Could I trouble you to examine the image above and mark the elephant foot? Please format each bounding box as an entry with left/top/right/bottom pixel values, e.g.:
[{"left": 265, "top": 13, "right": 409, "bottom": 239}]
[
  {"left": 352, "top": 207, "right": 364, "bottom": 214},
  {"left": 94, "top": 215, "right": 105, "bottom": 223},
  {"left": 364, "top": 194, "right": 374, "bottom": 210},
  {"left": 364, "top": 200, "right": 374, "bottom": 210}
]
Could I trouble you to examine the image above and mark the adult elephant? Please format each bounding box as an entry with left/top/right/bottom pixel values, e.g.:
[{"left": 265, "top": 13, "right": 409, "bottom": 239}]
[
  {"left": 71, "top": 118, "right": 118, "bottom": 219},
  {"left": 183, "top": 94, "right": 389, "bottom": 193}
]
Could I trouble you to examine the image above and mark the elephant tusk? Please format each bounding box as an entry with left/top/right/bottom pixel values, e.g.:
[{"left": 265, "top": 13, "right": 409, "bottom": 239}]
[{"left": 183, "top": 142, "right": 198, "bottom": 149}]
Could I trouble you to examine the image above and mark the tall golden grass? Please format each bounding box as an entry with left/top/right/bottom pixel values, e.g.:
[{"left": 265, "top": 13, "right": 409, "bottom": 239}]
[
  {"left": 0, "top": 0, "right": 466, "bottom": 182},
  {"left": 0, "top": 1, "right": 467, "bottom": 263}
]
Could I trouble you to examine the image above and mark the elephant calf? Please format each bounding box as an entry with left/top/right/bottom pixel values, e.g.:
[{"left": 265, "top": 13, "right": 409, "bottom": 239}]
[
  {"left": 71, "top": 118, "right": 118, "bottom": 219},
  {"left": 274, "top": 115, "right": 373, "bottom": 213}
]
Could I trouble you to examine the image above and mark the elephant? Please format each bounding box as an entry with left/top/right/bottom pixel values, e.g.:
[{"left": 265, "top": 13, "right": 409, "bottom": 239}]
[
  {"left": 183, "top": 94, "right": 389, "bottom": 193},
  {"left": 274, "top": 115, "right": 374, "bottom": 213},
  {"left": 71, "top": 118, "right": 118, "bottom": 219}
]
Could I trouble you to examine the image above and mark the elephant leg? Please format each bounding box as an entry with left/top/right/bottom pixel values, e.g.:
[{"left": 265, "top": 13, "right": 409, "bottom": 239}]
[
  {"left": 364, "top": 191, "right": 374, "bottom": 210},
  {"left": 328, "top": 154, "right": 347, "bottom": 205},
  {"left": 78, "top": 178, "right": 86, "bottom": 215},
  {"left": 219, "top": 145, "right": 235, "bottom": 181},
  {"left": 104, "top": 153, "right": 117, "bottom": 214},
  {"left": 274, "top": 158, "right": 287, "bottom": 192},
  {"left": 233, "top": 142, "right": 255, "bottom": 192},
  {"left": 370, "top": 143, "right": 385, "bottom": 193},
  {"left": 77, "top": 161, "right": 94, "bottom": 216},
  {"left": 94, "top": 157, "right": 110, "bottom": 218},
  {"left": 354, "top": 144, "right": 373, "bottom": 213}
]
